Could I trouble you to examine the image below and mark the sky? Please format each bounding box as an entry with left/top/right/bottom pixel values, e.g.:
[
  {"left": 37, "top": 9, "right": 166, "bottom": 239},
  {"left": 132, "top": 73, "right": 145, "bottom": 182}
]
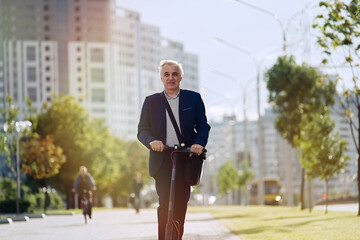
[{"left": 117, "top": 0, "right": 327, "bottom": 122}]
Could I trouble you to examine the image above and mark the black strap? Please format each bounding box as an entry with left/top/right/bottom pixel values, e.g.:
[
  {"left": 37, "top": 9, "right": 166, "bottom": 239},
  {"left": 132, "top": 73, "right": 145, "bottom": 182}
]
[{"left": 161, "top": 92, "right": 184, "bottom": 144}]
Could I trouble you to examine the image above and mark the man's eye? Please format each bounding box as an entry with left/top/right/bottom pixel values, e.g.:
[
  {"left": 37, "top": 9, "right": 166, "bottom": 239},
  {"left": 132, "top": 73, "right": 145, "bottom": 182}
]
[{"left": 172, "top": 73, "right": 178, "bottom": 77}]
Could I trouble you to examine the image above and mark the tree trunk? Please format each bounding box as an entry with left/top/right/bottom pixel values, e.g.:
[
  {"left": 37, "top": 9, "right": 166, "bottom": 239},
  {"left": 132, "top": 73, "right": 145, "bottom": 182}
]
[
  {"left": 358, "top": 105, "right": 360, "bottom": 216},
  {"left": 96, "top": 192, "right": 103, "bottom": 207},
  {"left": 111, "top": 192, "right": 118, "bottom": 207},
  {"left": 308, "top": 178, "right": 312, "bottom": 213},
  {"left": 65, "top": 188, "right": 74, "bottom": 209},
  {"left": 325, "top": 179, "right": 328, "bottom": 214},
  {"left": 300, "top": 169, "right": 305, "bottom": 210}
]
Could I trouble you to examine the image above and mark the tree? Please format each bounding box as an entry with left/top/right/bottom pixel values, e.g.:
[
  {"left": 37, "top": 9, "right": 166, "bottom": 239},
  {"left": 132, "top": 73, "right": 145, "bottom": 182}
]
[
  {"left": 297, "top": 111, "right": 349, "bottom": 213},
  {"left": 0, "top": 95, "right": 20, "bottom": 166},
  {"left": 21, "top": 135, "right": 66, "bottom": 179},
  {"left": 216, "top": 161, "right": 238, "bottom": 204},
  {"left": 36, "top": 95, "right": 91, "bottom": 208},
  {"left": 313, "top": 0, "right": 360, "bottom": 216},
  {"left": 265, "top": 55, "right": 336, "bottom": 209},
  {"left": 113, "top": 141, "right": 149, "bottom": 206},
  {"left": 238, "top": 160, "right": 253, "bottom": 205}
]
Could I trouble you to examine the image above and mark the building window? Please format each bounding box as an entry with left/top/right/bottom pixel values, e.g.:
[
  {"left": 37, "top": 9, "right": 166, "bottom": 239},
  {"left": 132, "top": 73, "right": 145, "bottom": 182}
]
[
  {"left": 75, "top": 6, "right": 80, "bottom": 12},
  {"left": 44, "top": 5, "right": 49, "bottom": 11},
  {"left": 77, "top": 77, "right": 82, "bottom": 82},
  {"left": 45, "top": 46, "right": 50, "bottom": 51},
  {"left": 148, "top": 76, "right": 154, "bottom": 90},
  {"left": 44, "top": 25, "right": 50, "bottom": 31},
  {"left": 76, "top": 47, "right": 81, "bottom": 52},
  {"left": 92, "top": 108, "right": 106, "bottom": 113},
  {"left": 90, "top": 48, "right": 104, "bottom": 63},
  {"left": 45, "top": 56, "right": 50, "bottom": 61},
  {"left": 46, "top": 87, "right": 51, "bottom": 92},
  {"left": 77, "top": 57, "right": 81, "bottom": 62},
  {"left": 46, "top": 66, "right": 50, "bottom": 72},
  {"left": 78, "top": 87, "right": 82, "bottom": 92},
  {"left": 28, "top": 87, "right": 37, "bottom": 102},
  {"left": 46, "top": 76, "right": 51, "bottom": 82},
  {"left": 27, "top": 67, "right": 36, "bottom": 82},
  {"left": 26, "top": 46, "right": 36, "bottom": 61},
  {"left": 91, "top": 88, "right": 105, "bottom": 103},
  {"left": 44, "top": 15, "right": 49, "bottom": 21},
  {"left": 90, "top": 68, "right": 105, "bottom": 83}
]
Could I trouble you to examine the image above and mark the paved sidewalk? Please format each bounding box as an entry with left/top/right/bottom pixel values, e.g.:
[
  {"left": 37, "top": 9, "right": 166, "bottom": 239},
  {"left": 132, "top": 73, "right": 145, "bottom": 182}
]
[{"left": 0, "top": 208, "right": 241, "bottom": 240}]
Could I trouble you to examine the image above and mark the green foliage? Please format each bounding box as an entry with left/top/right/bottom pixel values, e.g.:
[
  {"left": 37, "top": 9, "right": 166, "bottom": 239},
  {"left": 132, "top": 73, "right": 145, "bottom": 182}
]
[
  {"left": 314, "top": 0, "right": 360, "bottom": 54},
  {"left": 21, "top": 135, "right": 66, "bottom": 179},
  {"left": 34, "top": 94, "right": 149, "bottom": 206},
  {"left": 216, "top": 161, "right": 238, "bottom": 195},
  {"left": 0, "top": 95, "right": 20, "bottom": 165},
  {"left": 0, "top": 177, "right": 37, "bottom": 213},
  {"left": 238, "top": 160, "right": 253, "bottom": 189},
  {"left": 34, "top": 191, "right": 64, "bottom": 210},
  {"left": 114, "top": 141, "right": 149, "bottom": 198},
  {"left": 298, "top": 112, "right": 349, "bottom": 180},
  {"left": 36, "top": 95, "right": 90, "bottom": 193},
  {"left": 265, "top": 55, "right": 336, "bottom": 147},
  {"left": 314, "top": 0, "right": 360, "bottom": 215}
]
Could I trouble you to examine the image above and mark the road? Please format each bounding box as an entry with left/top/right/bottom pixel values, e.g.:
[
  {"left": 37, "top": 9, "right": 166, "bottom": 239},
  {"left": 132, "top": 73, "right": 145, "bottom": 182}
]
[
  {"left": 313, "top": 203, "right": 358, "bottom": 212},
  {"left": 0, "top": 208, "right": 240, "bottom": 240}
]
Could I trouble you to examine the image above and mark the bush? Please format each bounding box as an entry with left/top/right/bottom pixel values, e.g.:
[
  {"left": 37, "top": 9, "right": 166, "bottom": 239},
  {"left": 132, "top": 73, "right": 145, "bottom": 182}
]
[
  {"left": 0, "top": 178, "right": 64, "bottom": 212},
  {"left": 0, "top": 199, "right": 33, "bottom": 213},
  {"left": 34, "top": 190, "right": 64, "bottom": 210},
  {"left": 0, "top": 177, "right": 36, "bottom": 213}
]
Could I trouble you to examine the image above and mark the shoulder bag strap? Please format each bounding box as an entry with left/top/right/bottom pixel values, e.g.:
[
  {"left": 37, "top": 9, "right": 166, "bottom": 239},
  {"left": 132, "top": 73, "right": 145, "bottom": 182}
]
[{"left": 160, "top": 92, "right": 184, "bottom": 145}]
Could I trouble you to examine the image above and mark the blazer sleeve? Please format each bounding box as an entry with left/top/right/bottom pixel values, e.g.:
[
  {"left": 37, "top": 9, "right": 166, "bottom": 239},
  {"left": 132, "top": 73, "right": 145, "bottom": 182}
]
[
  {"left": 194, "top": 93, "right": 211, "bottom": 147},
  {"left": 137, "top": 96, "right": 157, "bottom": 148}
]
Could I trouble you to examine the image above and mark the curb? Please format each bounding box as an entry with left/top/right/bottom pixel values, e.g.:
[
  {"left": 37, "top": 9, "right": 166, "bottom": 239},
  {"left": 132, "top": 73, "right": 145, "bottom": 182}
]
[
  {"left": 11, "top": 215, "right": 30, "bottom": 222},
  {"left": 45, "top": 212, "right": 75, "bottom": 216},
  {"left": 0, "top": 218, "right": 13, "bottom": 224}
]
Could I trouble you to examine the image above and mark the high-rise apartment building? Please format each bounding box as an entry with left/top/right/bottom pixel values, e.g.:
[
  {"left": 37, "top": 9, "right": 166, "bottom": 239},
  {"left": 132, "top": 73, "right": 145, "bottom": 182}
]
[{"left": 0, "top": 0, "right": 199, "bottom": 141}]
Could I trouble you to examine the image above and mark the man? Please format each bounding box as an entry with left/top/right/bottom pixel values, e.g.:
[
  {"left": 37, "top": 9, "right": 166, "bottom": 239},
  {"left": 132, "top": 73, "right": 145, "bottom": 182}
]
[
  {"left": 72, "top": 166, "right": 96, "bottom": 218},
  {"left": 132, "top": 171, "right": 143, "bottom": 214},
  {"left": 137, "top": 60, "right": 210, "bottom": 239}
]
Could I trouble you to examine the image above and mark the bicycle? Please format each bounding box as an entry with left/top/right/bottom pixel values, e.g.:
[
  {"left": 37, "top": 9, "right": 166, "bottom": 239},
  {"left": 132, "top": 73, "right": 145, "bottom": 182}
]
[
  {"left": 164, "top": 144, "right": 206, "bottom": 240},
  {"left": 80, "top": 189, "right": 92, "bottom": 224}
]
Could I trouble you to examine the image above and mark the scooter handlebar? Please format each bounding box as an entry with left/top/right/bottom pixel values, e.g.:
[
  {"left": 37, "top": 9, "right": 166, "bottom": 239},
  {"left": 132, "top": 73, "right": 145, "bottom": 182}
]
[{"left": 164, "top": 145, "right": 207, "bottom": 158}]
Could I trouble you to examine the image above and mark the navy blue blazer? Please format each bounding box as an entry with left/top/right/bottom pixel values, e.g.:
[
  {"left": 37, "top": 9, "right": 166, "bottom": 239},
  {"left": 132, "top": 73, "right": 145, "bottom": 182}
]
[{"left": 137, "top": 89, "right": 211, "bottom": 177}]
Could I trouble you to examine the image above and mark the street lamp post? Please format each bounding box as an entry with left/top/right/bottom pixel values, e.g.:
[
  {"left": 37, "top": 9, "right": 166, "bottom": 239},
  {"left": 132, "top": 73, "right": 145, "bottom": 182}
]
[
  {"left": 207, "top": 68, "right": 250, "bottom": 166},
  {"left": 231, "top": 0, "right": 312, "bottom": 56},
  {"left": 214, "top": 37, "right": 265, "bottom": 205},
  {"left": 3, "top": 120, "right": 32, "bottom": 214}
]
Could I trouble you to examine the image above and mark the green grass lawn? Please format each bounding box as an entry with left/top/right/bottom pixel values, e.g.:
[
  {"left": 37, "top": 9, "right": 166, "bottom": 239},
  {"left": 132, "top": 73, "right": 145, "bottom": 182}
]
[{"left": 188, "top": 205, "right": 360, "bottom": 240}]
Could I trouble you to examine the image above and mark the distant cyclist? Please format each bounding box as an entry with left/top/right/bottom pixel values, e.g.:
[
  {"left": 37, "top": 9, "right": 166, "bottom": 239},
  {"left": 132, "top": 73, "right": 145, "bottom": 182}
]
[{"left": 72, "top": 166, "right": 96, "bottom": 218}]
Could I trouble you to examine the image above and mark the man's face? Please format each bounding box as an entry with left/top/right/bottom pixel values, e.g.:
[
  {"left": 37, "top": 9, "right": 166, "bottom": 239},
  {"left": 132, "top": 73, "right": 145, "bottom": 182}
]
[{"left": 161, "top": 64, "right": 182, "bottom": 92}]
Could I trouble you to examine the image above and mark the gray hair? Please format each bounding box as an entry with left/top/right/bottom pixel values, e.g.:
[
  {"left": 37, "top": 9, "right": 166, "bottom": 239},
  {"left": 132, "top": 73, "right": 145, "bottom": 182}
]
[{"left": 158, "top": 60, "right": 184, "bottom": 77}]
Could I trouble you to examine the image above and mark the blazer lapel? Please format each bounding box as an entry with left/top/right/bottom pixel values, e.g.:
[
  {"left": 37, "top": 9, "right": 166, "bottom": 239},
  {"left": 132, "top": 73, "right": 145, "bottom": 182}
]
[{"left": 179, "top": 89, "right": 185, "bottom": 134}]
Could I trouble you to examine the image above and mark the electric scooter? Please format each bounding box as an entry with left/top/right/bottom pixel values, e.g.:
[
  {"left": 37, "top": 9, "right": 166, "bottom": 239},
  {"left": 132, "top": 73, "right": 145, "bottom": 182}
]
[{"left": 164, "top": 144, "right": 206, "bottom": 240}]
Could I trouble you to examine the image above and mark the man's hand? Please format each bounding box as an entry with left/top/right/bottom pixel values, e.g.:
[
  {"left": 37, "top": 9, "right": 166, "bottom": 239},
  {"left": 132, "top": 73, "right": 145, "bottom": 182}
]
[
  {"left": 149, "top": 140, "right": 165, "bottom": 152},
  {"left": 190, "top": 144, "right": 203, "bottom": 157}
]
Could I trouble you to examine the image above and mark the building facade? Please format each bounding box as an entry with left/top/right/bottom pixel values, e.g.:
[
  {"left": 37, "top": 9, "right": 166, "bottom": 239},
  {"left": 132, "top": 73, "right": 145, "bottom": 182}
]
[{"left": 0, "top": 0, "right": 199, "bottom": 141}]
